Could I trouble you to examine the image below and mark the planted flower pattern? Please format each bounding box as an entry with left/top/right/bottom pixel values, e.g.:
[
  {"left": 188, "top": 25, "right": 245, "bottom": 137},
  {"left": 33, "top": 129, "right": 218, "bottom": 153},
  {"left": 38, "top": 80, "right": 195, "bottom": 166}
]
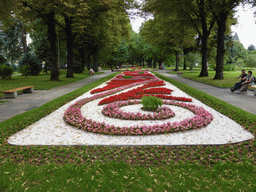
[
  {"left": 63, "top": 71, "right": 213, "bottom": 136},
  {"left": 102, "top": 100, "right": 175, "bottom": 120}
]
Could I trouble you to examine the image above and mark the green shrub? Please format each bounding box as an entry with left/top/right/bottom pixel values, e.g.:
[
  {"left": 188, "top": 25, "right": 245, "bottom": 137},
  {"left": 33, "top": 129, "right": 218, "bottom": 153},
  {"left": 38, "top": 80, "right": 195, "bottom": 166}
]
[
  {"left": 0, "top": 65, "right": 14, "bottom": 80},
  {"left": 123, "top": 75, "right": 132, "bottom": 79},
  {"left": 73, "top": 61, "right": 84, "bottom": 73},
  {"left": 141, "top": 95, "right": 163, "bottom": 111},
  {"left": 223, "top": 64, "right": 236, "bottom": 71},
  {"left": 138, "top": 71, "right": 144, "bottom": 74},
  {"left": 18, "top": 53, "right": 42, "bottom": 76},
  {"left": 20, "top": 65, "right": 31, "bottom": 78}
]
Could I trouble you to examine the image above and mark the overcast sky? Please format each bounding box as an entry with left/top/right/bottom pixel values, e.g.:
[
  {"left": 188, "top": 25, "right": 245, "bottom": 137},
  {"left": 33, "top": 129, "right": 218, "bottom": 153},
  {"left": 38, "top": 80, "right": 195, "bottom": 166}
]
[
  {"left": 231, "top": 4, "right": 256, "bottom": 49},
  {"left": 130, "top": 3, "right": 256, "bottom": 50}
]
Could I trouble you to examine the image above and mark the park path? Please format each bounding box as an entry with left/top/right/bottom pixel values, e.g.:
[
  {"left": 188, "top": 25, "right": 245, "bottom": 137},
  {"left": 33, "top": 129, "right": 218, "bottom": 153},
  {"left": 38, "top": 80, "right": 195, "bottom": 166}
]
[
  {"left": 157, "top": 70, "right": 256, "bottom": 115},
  {"left": 0, "top": 72, "right": 112, "bottom": 122}
]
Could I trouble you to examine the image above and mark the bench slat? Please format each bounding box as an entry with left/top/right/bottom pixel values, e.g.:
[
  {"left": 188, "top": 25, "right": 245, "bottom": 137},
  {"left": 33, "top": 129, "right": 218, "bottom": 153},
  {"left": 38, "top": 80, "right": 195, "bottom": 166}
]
[{"left": 3, "top": 86, "right": 34, "bottom": 93}]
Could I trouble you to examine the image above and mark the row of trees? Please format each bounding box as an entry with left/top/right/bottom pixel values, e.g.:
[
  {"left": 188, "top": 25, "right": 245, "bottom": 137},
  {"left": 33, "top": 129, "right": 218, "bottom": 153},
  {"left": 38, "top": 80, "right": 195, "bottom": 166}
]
[
  {"left": 0, "top": 0, "right": 137, "bottom": 81},
  {"left": 140, "top": 0, "right": 249, "bottom": 79},
  {"left": 1, "top": 0, "right": 255, "bottom": 81}
]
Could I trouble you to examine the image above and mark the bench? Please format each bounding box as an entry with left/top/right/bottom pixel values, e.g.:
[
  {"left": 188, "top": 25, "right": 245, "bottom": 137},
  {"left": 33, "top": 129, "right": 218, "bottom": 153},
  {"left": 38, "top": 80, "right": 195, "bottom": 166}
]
[
  {"left": 3, "top": 86, "right": 34, "bottom": 98},
  {"left": 249, "top": 85, "right": 256, "bottom": 96}
]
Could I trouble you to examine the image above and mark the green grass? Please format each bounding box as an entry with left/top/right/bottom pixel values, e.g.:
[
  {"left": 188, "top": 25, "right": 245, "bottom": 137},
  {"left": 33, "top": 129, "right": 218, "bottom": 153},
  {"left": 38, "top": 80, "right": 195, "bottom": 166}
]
[
  {"left": 0, "top": 100, "right": 7, "bottom": 103},
  {"left": 0, "top": 69, "right": 102, "bottom": 98},
  {"left": 0, "top": 71, "right": 256, "bottom": 190},
  {"left": 1, "top": 162, "right": 255, "bottom": 191},
  {"left": 168, "top": 68, "right": 256, "bottom": 88}
]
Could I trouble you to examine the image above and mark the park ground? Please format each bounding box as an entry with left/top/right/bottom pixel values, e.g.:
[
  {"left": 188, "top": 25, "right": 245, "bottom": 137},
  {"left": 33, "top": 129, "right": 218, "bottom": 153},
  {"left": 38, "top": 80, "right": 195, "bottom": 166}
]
[{"left": 0, "top": 67, "right": 256, "bottom": 191}]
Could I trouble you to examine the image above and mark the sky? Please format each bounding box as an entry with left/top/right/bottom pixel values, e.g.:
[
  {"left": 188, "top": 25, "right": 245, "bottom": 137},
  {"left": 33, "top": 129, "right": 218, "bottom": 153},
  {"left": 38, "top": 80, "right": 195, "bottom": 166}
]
[
  {"left": 231, "top": 4, "right": 256, "bottom": 49},
  {"left": 130, "top": 3, "right": 256, "bottom": 50}
]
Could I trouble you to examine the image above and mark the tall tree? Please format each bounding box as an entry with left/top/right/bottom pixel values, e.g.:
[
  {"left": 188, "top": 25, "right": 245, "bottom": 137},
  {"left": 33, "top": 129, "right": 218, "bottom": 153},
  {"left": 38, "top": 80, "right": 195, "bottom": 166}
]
[
  {"left": 210, "top": 0, "right": 241, "bottom": 80},
  {"left": 21, "top": 1, "right": 61, "bottom": 81},
  {"left": 143, "top": 0, "right": 216, "bottom": 76}
]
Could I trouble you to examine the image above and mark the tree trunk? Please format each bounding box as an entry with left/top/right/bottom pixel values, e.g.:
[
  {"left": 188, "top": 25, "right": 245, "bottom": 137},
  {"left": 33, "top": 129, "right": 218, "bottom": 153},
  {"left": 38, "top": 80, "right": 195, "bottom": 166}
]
[
  {"left": 79, "top": 48, "right": 85, "bottom": 70},
  {"left": 86, "top": 53, "right": 90, "bottom": 70},
  {"left": 214, "top": 12, "right": 228, "bottom": 80},
  {"left": 174, "top": 51, "right": 179, "bottom": 71},
  {"left": 143, "top": 58, "right": 144, "bottom": 67},
  {"left": 199, "top": 31, "right": 209, "bottom": 77},
  {"left": 46, "top": 11, "right": 59, "bottom": 81},
  {"left": 93, "top": 52, "right": 98, "bottom": 72},
  {"left": 65, "top": 16, "right": 74, "bottom": 78},
  {"left": 183, "top": 49, "right": 188, "bottom": 70},
  {"left": 153, "top": 59, "right": 156, "bottom": 68}
]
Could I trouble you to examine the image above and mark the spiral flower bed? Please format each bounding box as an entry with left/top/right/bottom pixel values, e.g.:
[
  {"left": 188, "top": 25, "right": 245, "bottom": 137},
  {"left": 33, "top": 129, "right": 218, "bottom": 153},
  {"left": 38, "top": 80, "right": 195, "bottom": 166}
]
[
  {"left": 102, "top": 100, "right": 175, "bottom": 120},
  {"left": 64, "top": 99, "right": 213, "bottom": 136},
  {"left": 63, "top": 70, "right": 214, "bottom": 136}
]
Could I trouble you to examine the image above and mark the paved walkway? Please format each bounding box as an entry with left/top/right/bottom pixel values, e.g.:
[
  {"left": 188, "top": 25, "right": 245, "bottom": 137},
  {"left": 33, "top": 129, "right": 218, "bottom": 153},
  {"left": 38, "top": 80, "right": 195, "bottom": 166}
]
[
  {"left": 157, "top": 70, "right": 256, "bottom": 115},
  {"left": 0, "top": 72, "right": 112, "bottom": 122}
]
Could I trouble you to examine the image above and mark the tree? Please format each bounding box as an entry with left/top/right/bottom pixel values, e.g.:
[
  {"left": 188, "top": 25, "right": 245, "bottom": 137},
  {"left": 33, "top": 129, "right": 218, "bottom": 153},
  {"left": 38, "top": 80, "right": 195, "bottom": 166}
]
[
  {"left": 0, "top": 19, "right": 23, "bottom": 66},
  {"left": 143, "top": 0, "right": 216, "bottom": 76},
  {"left": 140, "top": 13, "right": 197, "bottom": 71},
  {"left": 247, "top": 44, "right": 255, "bottom": 51},
  {"left": 21, "top": 1, "right": 61, "bottom": 81},
  {"left": 210, "top": 0, "right": 241, "bottom": 80}
]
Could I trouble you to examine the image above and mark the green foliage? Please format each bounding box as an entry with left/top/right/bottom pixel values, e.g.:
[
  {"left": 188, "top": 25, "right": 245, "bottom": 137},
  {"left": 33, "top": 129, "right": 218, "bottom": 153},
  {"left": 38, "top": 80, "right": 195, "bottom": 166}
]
[
  {"left": 246, "top": 54, "right": 256, "bottom": 68},
  {"left": 18, "top": 53, "right": 42, "bottom": 76},
  {"left": 223, "top": 64, "right": 236, "bottom": 71},
  {"left": 73, "top": 61, "right": 84, "bottom": 73},
  {"left": 0, "top": 19, "right": 23, "bottom": 65},
  {"left": 0, "top": 55, "right": 7, "bottom": 65},
  {"left": 247, "top": 44, "right": 255, "bottom": 51},
  {"left": 0, "top": 65, "right": 13, "bottom": 80},
  {"left": 123, "top": 75, "right": 132, "bottom": 79},
  {"left": 186, "top": 53, "right": 201, "bottom": 71},
  {"left": 141, "top": 95, "right": 163, "bottom": 111},
  {"left": 138, "top": 71, "right": 144, "bottom": 74},
  {"left": 19, "top": 65, "right": 31, "bottom": 78}
]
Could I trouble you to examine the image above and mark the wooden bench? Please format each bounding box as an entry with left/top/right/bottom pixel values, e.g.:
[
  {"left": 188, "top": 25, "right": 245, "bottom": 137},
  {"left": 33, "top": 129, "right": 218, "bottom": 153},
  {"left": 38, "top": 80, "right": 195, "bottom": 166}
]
[
  {"left": 3, "top": 86, "right": 34, "bottom": 98},
  {"left": 249, "top": 85, "right": 256, "bottom": 96}
]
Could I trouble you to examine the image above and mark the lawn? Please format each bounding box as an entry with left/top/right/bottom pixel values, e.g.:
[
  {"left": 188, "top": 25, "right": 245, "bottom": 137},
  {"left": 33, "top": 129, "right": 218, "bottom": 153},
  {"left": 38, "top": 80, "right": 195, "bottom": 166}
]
[
  {"left": 0, "top": 69, "right": 102, "bottom": 98},
  {"left": 0, "top": 72, "right": 255, "bottom": 191},
  {"left": 168, "top": 68, "right": 256, "bottom": 88},
  {"left": 1, "top": 162, "right": 255, "bottom": 191}
]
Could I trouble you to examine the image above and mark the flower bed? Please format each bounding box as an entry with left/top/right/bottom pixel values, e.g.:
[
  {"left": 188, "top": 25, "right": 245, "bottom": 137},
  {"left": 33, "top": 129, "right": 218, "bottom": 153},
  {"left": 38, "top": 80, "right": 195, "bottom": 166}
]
[
  {"left": 98, "top": 87, "right": 193, "bottom": 105},
  {"left": 90, "top": 71, "right": 157, "bottom": 94},
  {"left": 63, "top": 71, "right": 213, "bottom": 136},
  {"left": 102, "top": 100, "right": 175, "bottom": 120},
  {"left": 64, "top": 100, "right": 213, "bottom": 135}
]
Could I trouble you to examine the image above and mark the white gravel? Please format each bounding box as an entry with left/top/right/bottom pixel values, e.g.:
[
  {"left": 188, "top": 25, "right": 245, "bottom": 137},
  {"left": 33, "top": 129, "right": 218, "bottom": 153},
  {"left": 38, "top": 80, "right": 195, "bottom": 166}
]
[{"left": 8, "top": 74, "right": 254, "bottom": 145}]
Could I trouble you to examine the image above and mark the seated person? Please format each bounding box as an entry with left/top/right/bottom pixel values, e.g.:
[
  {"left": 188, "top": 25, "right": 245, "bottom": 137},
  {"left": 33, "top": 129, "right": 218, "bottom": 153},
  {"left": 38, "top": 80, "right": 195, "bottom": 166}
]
[
  {"left": 230, "top": 70, "right": 247, "bottom": 92},
  {"left": 89, "top": 68, "right": 94, "bottom": 75},
  {"left": 235, "top": 70, "right": 255, "bottom": 94}
]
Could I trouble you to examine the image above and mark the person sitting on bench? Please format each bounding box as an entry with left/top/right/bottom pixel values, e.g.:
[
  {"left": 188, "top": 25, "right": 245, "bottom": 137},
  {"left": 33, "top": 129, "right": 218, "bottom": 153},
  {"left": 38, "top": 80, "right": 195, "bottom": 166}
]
[
  {"left": 235, "top": 71, "right": 255, "bottom": 94},
  {"left": 89, "top": 68, "right": 94, "bottom": 75},
  {"left": 230, "top": 70, "right": 247, "bottom": 92}
]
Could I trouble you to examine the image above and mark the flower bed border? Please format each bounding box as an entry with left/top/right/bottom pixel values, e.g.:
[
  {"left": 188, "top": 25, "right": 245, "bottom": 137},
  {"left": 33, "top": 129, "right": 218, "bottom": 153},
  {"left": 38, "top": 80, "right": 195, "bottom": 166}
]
[
  {"left": 64, "top": 99, "right": 213, "bottom": 136},
  {"left": 102, "top": 100, "right": 175, "bottom": 120}
]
